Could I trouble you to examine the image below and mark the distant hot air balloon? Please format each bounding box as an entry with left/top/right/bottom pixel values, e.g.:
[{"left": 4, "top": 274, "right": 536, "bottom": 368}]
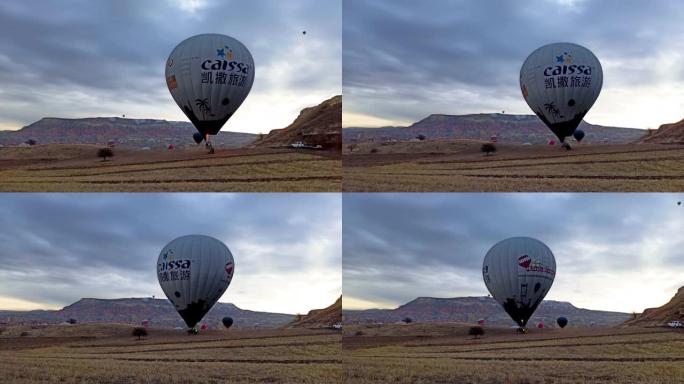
[
  {"left": 167, "top": 144, "right": 175, "bottom": 150},
  {"left": 141, "top": 319, "right": 149, "bottom": 327},
  {"left": 548, "top": 140, "right": 556, "bottom": 146},
  {"left": 482, "top": 237, "right": 556, "bottom": 329},
  {"left": 200, "top": 324, "right": 208, "bottom": 331},
  {"left": 520, "top": 43, "right": 603, "bottom": 148},
  {"left": 222, "top": 316, "right": 234, "bottom": 329},
  {"left": 166, "top": 34, "right": 255, "bottom": 153},
  {"left": 477, "top": 319, "right": 486, "bottom": 326},
  {"left": 157, "top": 235, "right": 235, "bottom": 329},
  {"left": 573, "top": 129, "right": 585, "bottom": 142},
  {"left": 192, "top": 132, "right": 204, "bottom": 144},
  {"left": 557, "top": 316, "right": 568, "bottom": 328},
  {"left": 537, "top": 322, "right": 545, "bottom": 329}
]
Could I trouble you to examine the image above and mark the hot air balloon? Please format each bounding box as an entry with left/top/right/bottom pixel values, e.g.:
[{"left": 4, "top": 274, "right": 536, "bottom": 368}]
[
  {"left": 520, "top": 43, "right": 603, "bottom": 149},
  {"left": 192, "top": 132, "right": 204, "bottom": 144},
  {"left": 222, "top": 316, "right": 234, "bottom": 329},
  {"left": 141, "top": 319, "right": 149, "bottom": 327},
  {"left": 573, "top": 129, "right": 585, "bottom": 142},
  {"left": 157, "top": 235, "right": 235, "bottom": 329},
  {"left": 200, "top": 324, "right": 208, "bottom": 331},
  {"left": 537, "top": 322, "right": 545, "bottom": 329},
  {"left": 482, "top": 237, "right": 556, "bottom": 329},
  {"left": 557, "top": 316, "right": 568, "bottom": 328},
  {"left": 477, "top": 319, "right": 486, "bottom": 326},
  {"left": 166, "top": 34, "right": 255, "bottom": 154}
]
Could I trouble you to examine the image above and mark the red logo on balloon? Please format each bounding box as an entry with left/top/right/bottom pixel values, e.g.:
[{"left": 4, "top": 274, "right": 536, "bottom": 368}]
[
  {"left": 518, "top": 255, "right": 531, "bottom": 269},
  {"left": 225, "top": 262, "right": 233, "bottom": 277}
]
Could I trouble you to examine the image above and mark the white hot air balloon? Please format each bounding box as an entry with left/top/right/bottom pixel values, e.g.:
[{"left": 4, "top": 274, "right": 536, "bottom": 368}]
[
  {"left": 482, "top": 237, "right": 556, "bottom": 328},
  {"left": 157, "top": 235, "right": 235, "bottom": 328},
  {"left": 520, "top": 43, "right": 603, "bottom": 147},
  {"left": 165, "top": 34, "right": 255, "bottom": 153}
]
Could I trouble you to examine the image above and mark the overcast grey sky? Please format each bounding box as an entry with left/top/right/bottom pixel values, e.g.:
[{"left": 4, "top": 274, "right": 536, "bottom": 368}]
[
  {"left": 0, "top": 0, "right": 341, "bottom": 133},
  {"left": 343, "top": 0, "right": 684, "bottom": 129},
  {"left": 0, "top": 193, "right": 341, "bottom": 314},
  {"left": 343, "top": 193, "right": 684, "bottom": 313}
]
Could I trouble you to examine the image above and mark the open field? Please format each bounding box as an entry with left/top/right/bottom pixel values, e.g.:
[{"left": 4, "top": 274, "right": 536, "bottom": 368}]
[
  {"left": 342, "top": 140, "right": 684, "bottom": 192},
  {"left": 0, "top": 145, "right": 341, "bottom": 192},
  {"left": 0, "top": 324, "right": 341, "bottom": 383},
  {"left": 342, "top": 323, "right": 684, "bottom": 384}
]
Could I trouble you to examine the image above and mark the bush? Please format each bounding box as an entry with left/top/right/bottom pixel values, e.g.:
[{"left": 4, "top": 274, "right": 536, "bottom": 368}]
[
  {"left": 354, "top": 330, "right": 364, "bottom": 336},
  {"left": 25, "top": 139, "right": 37, "bottom": 146},
  {"left": 416, "top": 134, "right": 426, "bottom": 141},
  {"left": 481, "top": 143, "right": 497, "bottom": 155},
  {"left": 132, "top": 327, "right": 148, "bottom": 340},
  {"left": 347, "top": 144, "right": 357, "bottom": 153},
  {"left": 370, "top": 148, "right": 378, "bottom": 153},
  {"left": 468, "top": 326, "right": 484, "bottom": 338},
  {"left": 402, "top": 317, "right": 413, "bottom": 324},
  {"left": 67, "top": 318, "right": 77, "bottom": 325},
  {"left": 20, "top": 331, "right": 30, "bottom": 337},
  {"left": 97, "top": 147, "right": 114, "bottom": 161}
]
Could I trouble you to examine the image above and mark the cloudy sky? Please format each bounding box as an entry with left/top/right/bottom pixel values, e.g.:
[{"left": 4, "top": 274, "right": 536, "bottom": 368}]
[
  {"left": 343, "top": 0, "right": 684, "bottom": 129},
  {"left": 0, "top": 193, "right": 341, "bottom": 314},
  {"left": 343, "top": 193, "right": 684, "bottom": 313},
  {"left": 0, "top": 0, "right": 340, "bottom": 133}
]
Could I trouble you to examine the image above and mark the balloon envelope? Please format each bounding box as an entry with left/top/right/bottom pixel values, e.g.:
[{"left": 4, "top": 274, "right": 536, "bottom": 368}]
[
  {"left": 482, "top": 237, "right": 556, "bottom": 327},
  {"left": 166, "top": 34, "right": 254, "bottom": 136},
  {"left": 573, "top": 129, "right": 585, "bottom": 142},
  {"left": 157, "top": 235, "right": 235, "bottom": 328},
  {"left": 222, "top": 316, "right": 234, "bottom": 328},
  {"left": 557, "top": 316, "right": 568, "bottom": 328},
  {"left": 520, "top": 43, "right": 603, "bottom": 141}
]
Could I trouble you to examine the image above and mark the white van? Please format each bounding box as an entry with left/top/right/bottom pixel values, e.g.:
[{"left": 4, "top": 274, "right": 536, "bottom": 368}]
[{"left": 667, "top": 320, "right": 682, "bottom": 328}]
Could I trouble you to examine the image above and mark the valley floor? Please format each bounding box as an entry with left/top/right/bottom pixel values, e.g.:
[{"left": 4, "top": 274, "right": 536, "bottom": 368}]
[
  {"left": 342, "top": 141, "right": 684, "bottom": 192},
  {"left": 0, "top": 145, "right": 341, "bottom": 192},
  {"left": 343, "top": 323, "right": 684, "bottom": 384},
  {"left": 0, "top": 325, "right": 341, "bottom": 384}
]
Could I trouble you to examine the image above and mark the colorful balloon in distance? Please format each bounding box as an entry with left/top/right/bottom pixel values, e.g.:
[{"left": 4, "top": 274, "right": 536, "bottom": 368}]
[
  {"left": 165, "top": 34, "right": 255, "bottom": 140},
  {"left": 573, "top": 129, "right": 585, "bottom": 142},
  {"left": 157, "top": 235, "right": 235, "bottom": 329},
  {"left": 482, "top": 237, "right": 557, "bottom": 328},
  {"left": 557, "top": 316, "right": 568, "bottom": 328},
  {"left": 520, "top": 43, "right": 603, "bottom": 143},
  {"left": 537, "top": 322, "right": 545, "bottom": 329},
  {"left": 192, "top": 132, "right": 204, "bottom": 144},
  {"left": 222, "top": 316, "right": 234, "bottom": 329}
]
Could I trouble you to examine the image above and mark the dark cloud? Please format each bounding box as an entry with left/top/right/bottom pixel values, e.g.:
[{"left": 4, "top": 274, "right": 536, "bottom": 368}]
[
  {"left": 343, "top": 0, "right": 684, "bottom": 128},
  {"left": 343, "top": 193, "right": 684, "bottom": 311},
  {"left": 0, "top": 193, "right": 341, "bottom": 313},
  {"left": 0, "top": 0, "right": 341, "bottom": 132}
]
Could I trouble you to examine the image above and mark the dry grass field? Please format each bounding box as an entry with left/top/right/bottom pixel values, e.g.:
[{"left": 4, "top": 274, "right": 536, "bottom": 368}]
[
  {"left": 342, "top": 323, "right": 684, "bottom": 384},
  {"left": 342, "top": 140, "right": 684, "bottom": 192},
  {"left": 0, "top": 145, "right": 341, "bottom": 192},
  {"left": 0, "top": 324, "right": 341, "bottom": 383}
]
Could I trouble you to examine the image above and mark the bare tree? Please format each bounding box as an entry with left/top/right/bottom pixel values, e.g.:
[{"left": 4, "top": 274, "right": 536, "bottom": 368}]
[
  {"left": 132, "top": 327, "right": 148, "bottom": 340},
  {"left": 481, "top": 143, "right": 497, "bottom": 156},
  {"left": 97, "top": 148, "right": 114, "bottom": 162},
  {"left": 468, "top": 326, "right": 485, "bottom": 339}
]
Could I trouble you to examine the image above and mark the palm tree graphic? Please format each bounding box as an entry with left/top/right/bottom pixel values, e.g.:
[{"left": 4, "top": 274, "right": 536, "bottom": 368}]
[
  {"left": 543, "top": 102, "right": 563, "bottom": 120},
  {"left": 195, "top": 98, "right": 211, "bottom": 119}
]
